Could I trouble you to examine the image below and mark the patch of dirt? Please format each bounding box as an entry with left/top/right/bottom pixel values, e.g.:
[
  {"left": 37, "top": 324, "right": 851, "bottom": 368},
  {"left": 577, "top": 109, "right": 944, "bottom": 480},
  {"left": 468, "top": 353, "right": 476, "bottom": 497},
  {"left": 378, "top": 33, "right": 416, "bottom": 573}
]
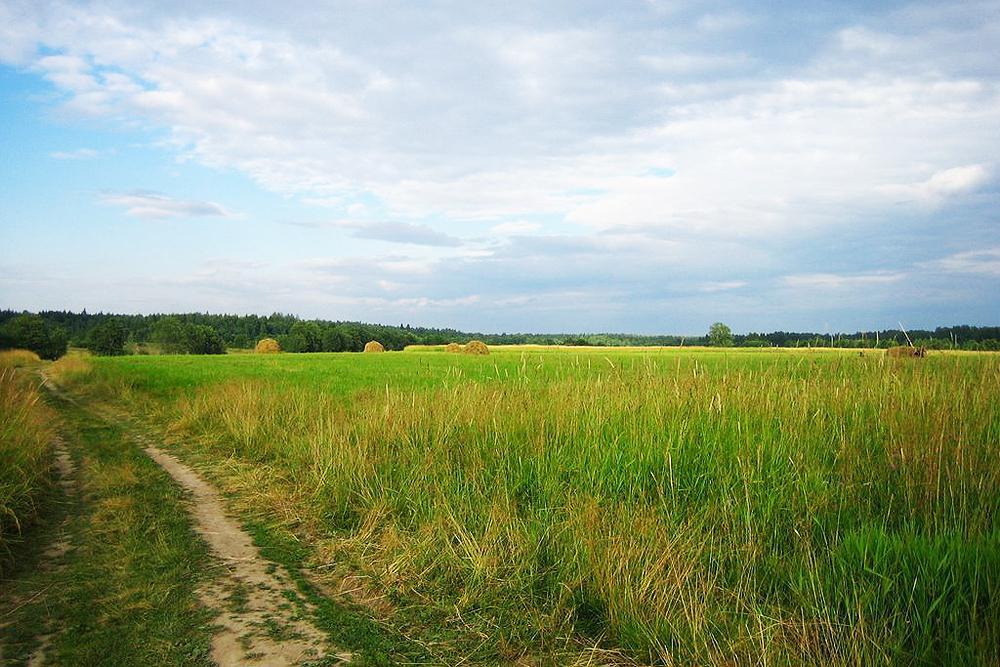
[{"left": 142, "top": 444, "right": 349, "bottom": 666}]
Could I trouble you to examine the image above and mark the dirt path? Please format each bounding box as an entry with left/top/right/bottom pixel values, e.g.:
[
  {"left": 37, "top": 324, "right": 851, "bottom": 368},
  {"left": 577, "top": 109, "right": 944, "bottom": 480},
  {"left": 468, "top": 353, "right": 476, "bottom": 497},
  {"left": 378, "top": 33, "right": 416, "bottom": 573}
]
[
  {"left": 36, "top": 371, "right": 347, "bottom": 666},
  {"left": 141, "top": 442, "right": 350, "bottom": 666}
]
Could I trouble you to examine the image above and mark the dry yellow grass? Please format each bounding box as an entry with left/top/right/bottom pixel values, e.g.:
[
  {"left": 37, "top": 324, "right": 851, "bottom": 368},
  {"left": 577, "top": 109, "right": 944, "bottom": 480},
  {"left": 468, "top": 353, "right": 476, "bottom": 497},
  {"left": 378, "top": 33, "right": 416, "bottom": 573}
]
[
  {"left": 47, "top": 351, "right": 93, "bottom": 385},
  {"left": 444, "top": 343, "right": 462, "bottom": 353},
  {"left": 1, "top": 364, "right": 56, "bottom": 567},
  {"left": 0, "top": 349, "right": 41, "bottom": 368},
  {"left": 463, "top": 340, "right": 489, "bottom": 355},
  {"left": 364, "top": 340, "right": 385, "bottom": 353},
  {"left": 886, "top": 345, "right": 926, "bottom": 358},
  {"left": 255, "top": 338, "right": 281, "bottom": 353}
]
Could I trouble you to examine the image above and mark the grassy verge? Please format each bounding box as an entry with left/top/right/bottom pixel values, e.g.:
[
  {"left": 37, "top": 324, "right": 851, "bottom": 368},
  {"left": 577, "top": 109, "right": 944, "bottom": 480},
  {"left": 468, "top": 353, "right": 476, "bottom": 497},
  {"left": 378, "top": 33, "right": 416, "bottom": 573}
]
[
  {"left": 56, "top": 349, "right": 1000, "bottom": 663},
  {"left": 0, "top": 350, "right": 54, "bottom": 572},
  {"left": 0, "top": 383, "right": 215, "bottom": 665}
]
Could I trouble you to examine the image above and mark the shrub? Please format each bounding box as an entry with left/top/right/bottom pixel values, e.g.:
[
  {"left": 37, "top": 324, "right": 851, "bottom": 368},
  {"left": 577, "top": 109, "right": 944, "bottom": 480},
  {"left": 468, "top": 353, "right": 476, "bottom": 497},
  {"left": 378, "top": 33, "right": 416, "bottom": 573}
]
[
  {"left": 185, "top": 324, "right": 226, "bottom": 355},
  {"left": 0, "top": 314, "right": 68, "bottom": 360},
  {"left": 463, "top": 340, "right": 489, "bottom": 355},
  {"left": 87, "top": 318, "right": 129, "bottom": 356},
  {"left": 151, "top": 316, "right": 189, "bottom": 354},
  {"left": 364, "top": 340, "right": 385, "bottom": 353},
  {"left": 255, "top": 338, "right": 281, "bottom": 354}
]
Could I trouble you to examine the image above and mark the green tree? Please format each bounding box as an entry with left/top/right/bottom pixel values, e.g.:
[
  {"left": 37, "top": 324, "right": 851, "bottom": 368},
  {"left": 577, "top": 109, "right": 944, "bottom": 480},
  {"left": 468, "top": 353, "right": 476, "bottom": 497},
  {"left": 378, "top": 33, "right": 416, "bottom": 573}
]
[
  {"left": 0, "top": 314, "right": 69, "bottom": 360},
  {"left": 281, "top": 321, "right": 322, "bottom": 353},
  {"left": 151, "top": 316, "right": 189, "bottom": 354},
  {"left": 184, "top": 324, "right": 226, "bottom": 355},
  {"left": 88, "top": 318, "right": 129, "bottom": 356},
  {"left": 708, "top": 322, "right": 734, "bottom": 347}
]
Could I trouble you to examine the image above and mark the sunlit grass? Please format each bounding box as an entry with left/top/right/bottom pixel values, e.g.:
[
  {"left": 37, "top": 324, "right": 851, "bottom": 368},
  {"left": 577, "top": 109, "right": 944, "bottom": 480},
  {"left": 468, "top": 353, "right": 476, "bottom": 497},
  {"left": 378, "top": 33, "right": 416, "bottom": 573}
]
[
  {"left": 62, "top": 348, "right": 1000, "bottom": 663},
  {"left": 0, "top": 351, "right": 54, "bottom": 569}
]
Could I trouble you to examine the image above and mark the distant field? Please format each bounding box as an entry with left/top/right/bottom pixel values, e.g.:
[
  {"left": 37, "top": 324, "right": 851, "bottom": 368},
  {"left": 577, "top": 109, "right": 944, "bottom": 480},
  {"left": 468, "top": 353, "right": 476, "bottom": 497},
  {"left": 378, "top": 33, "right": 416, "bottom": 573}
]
[{"left": 54, "top": 346, "right": 1000, "bottom": 663}]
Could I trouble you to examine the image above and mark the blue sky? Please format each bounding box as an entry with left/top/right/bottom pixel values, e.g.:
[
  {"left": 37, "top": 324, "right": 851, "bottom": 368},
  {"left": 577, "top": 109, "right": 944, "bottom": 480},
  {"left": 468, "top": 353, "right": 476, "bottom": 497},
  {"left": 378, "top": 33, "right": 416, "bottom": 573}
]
[{"left": 1, "top": 1, "right": 998, "bottom": 334}]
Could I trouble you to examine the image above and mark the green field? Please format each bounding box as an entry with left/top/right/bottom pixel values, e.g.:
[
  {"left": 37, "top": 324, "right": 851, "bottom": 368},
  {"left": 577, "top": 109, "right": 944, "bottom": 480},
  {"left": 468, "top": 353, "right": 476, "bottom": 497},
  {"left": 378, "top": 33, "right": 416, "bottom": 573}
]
[{"left": 14, "top": 347, "right": 1000, "bottom": 663}]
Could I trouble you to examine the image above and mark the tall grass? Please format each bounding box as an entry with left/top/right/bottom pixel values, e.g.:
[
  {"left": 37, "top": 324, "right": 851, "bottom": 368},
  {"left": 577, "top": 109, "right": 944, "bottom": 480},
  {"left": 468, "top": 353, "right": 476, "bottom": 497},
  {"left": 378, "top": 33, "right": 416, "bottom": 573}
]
[
  {"left": 0, "top": 353, "right": 55, "bottom": 570},
  {"left": 73, "top": 351, "right": 1000, "bottom": 663}
]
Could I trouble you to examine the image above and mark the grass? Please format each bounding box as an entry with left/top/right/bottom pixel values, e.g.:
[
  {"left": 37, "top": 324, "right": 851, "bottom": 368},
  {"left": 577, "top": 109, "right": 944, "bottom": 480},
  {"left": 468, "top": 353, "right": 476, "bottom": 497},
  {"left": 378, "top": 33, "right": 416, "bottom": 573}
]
[
  {"left": 55, "top": 347, "right": 1000, "bottom": 663},
  {"left": 0, "top": 351, "right": 54, "bottom": 570},
  {"left": 0, "top": 384, "right": 215, "bottom": 665}
]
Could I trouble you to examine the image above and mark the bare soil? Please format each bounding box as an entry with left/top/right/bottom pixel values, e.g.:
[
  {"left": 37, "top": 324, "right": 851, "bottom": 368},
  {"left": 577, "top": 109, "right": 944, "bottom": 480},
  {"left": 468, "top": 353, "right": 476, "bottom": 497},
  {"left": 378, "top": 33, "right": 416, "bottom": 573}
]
[{"left": 142, "top": 443, "right": 349, "bottom": 666}]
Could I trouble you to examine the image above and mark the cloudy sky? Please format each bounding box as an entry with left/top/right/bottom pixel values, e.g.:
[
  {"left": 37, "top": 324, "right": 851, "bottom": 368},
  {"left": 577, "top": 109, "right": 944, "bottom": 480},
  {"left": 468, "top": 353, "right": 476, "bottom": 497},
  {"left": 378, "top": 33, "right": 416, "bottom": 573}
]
[{"left": 1, "top": 1, "right": 998, "bottom": 334}]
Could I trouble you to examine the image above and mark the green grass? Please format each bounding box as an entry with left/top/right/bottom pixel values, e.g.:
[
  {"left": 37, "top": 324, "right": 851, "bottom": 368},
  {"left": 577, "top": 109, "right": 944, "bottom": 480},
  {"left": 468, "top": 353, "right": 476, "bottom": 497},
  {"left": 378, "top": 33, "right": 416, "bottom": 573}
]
[
  {"left": 59, "top": 347, "right": 1000, "bottom": 664},
  {"left": 0, "top": 390, "right": 215, "bottom": 665}
]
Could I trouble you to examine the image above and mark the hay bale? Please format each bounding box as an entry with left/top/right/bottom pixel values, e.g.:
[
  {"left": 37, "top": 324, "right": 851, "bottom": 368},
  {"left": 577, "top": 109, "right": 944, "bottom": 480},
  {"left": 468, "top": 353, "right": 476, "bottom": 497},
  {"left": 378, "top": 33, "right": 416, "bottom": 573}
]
[
  {"left": 886, "top": 345, "right": 926, "bottom": 358},
  {"left": 463, "top": 340, "right": 489, "bottom": 355},
  {"left": 255, "top": 338, "right": 281, "bottom": 353},
  {"left": 364, "top": 340, "right": 385, "bottom": 353},
  {"left": 445, "top": 342, "right": 462, "bottom": 353}
]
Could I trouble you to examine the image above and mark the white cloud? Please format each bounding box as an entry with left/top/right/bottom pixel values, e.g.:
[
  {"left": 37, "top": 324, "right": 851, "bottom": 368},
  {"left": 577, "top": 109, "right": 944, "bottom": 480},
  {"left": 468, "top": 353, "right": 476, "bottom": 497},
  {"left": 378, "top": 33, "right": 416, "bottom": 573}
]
[
  {"left": 50, "top": 148, "right": 102, "bottom": 160},
  {"left": 100, "top": 191, "right": 232, "bottom": 219},
  {"left": 923, "top": 247, "right": 1000, "bottom": 277},
  {"left": 4, "top": 3, "right": 997, "bottom": 240},
  {"left": 782, "top": 272, "right": 907, "bottom": 290},
  {"left": 878, "top": 164, "right": 992, "bottom": 206},
  {"left": 699, "top": 280, "right": 747, "bottom": 292},
  {"left": 489, "top": 221, "right": 541, "bottom": 236},
  {"left": 324, "top": 220, "right": 463, "bottom": 247}
]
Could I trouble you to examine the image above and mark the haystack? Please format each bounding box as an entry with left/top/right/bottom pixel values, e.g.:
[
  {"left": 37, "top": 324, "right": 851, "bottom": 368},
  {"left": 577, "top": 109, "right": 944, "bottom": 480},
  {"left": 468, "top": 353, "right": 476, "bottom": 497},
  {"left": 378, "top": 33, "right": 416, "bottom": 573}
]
[
  {"left": 463, "top": 340, "right": 489, "bottom": 355},
  {"left": 255, "top": 338, "right": 281, "bottom": 353},
  {"left": 364, "top": 340, "right": 385, "bottom": 353},
  {"left": 886, "top": 345, "right": 926, "bottom": 358},
  {"left": 445, "top": 342, "right": 462, "bottom": 353}
]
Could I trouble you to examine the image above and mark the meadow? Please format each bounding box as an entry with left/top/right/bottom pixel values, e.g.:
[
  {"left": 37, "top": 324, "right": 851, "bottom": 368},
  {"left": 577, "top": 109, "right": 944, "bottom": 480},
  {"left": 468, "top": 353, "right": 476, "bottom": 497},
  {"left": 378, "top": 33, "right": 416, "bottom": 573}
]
[{"left": 51, "top": 347, "right": 1000, "bottom": 664}]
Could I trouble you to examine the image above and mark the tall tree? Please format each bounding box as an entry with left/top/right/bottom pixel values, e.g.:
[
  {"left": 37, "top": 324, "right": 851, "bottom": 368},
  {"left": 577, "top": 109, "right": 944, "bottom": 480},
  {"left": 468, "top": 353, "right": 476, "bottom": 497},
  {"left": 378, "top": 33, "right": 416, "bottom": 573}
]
[{"left": 708, "top": 322, "right": 734, "bottom": 347}]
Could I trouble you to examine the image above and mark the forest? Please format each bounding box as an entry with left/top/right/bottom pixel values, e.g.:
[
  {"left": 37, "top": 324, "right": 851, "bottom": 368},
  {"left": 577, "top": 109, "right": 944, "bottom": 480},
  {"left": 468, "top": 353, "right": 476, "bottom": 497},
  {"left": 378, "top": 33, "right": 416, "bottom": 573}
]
[{"left": 1, "top": 309, "right": 999, "bottom": 357}]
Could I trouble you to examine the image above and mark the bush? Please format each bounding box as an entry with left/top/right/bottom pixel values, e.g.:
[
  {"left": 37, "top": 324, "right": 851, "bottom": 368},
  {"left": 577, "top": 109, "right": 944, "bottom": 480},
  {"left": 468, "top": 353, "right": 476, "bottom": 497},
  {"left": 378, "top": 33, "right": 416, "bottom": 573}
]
[
  {"left": 0, "top": 314, "right": 68, "bottom": 360},
  {"left": 87, "top": 319, "right": 129, "bottom": 356},
  {"left": 184, "top": 324, "right": 226, "bottom": 355},
  {"left": 151, "top": 316, "right": 188, "bottom": 354}
]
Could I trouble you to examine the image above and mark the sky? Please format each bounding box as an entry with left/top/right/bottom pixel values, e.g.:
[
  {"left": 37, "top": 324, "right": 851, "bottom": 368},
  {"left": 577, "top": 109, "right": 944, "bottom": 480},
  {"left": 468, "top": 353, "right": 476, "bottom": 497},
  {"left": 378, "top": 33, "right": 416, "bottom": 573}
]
[{"left": 1, "top": 1, "right": 998, "bottom": 335}]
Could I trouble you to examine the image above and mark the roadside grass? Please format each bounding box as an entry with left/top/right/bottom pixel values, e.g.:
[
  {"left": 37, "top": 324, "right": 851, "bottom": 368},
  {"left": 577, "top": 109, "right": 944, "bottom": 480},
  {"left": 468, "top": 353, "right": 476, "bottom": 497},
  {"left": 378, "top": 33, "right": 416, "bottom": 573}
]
[
  {"left": 0, "top": 390, "right": 215, "bottom": 665},
  {"left": 0, "top": 351, "right": 54, "bottom": 571},
  {"left": 58, "top": 348, "right": 1000, "bottom": 663}
]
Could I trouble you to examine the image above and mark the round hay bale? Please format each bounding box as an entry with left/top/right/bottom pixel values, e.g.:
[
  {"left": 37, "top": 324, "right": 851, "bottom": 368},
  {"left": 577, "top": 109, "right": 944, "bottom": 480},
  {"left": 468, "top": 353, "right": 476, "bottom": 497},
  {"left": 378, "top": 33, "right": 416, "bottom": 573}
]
[
  {"left": 445, "top": 342, "right": 462, "bottom": 353},
  {"left": 364, "top": 340, "right": 385, "bottom": 353},
  {"left": 255, "top": 338, "right": 281, "bottom": 353},
  {"left": 463, "top": 340, "right": 489, "bottom": 355}
]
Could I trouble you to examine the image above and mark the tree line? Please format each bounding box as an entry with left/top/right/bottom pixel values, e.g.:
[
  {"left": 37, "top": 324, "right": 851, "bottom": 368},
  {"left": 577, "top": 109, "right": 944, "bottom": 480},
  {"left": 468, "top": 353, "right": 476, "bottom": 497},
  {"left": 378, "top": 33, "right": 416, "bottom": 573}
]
[{"left": 1, "top": 309, "right": 998, "bottom": 358}]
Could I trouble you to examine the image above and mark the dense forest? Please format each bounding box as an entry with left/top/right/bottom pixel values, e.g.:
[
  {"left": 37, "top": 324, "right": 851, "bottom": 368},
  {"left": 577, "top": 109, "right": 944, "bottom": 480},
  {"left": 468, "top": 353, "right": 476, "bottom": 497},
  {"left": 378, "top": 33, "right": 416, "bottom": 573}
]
[{"left": 2, "top": 309, "right": 999, "bottom": 357}]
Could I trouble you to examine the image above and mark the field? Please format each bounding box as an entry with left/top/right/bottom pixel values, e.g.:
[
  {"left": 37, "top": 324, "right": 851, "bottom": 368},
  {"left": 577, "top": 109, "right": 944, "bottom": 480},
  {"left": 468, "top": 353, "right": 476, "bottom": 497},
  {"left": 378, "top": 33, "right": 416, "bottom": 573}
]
[{"left": 6, "top": 346, "right": 1000, "bottom": 664}]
